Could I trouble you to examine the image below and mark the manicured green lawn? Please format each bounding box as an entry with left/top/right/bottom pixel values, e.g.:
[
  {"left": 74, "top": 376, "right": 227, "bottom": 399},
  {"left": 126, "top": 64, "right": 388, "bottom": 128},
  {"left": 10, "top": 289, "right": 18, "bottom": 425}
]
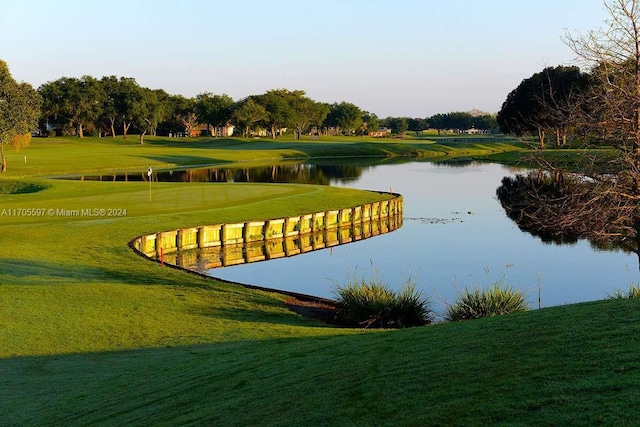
[{"left": 2, "top": 136, "right": 636, "bottom": 425}]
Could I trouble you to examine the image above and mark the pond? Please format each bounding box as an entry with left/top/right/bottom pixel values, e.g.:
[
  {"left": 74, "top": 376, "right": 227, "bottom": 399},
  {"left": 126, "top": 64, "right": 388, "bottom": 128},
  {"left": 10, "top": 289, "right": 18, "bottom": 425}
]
[{"left": 137, "top": 160, "right": 640, "bottom": 312}]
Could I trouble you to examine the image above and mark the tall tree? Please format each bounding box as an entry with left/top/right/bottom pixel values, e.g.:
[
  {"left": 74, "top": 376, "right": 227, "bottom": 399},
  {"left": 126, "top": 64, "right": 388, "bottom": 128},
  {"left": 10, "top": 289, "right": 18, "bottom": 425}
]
[
  {"left": 290, "top": 94, "right": 328, "bottom": 139},
  {"left": 428, "top": 113, "right": 447, "bottom": 134},
  {"left": 99, "top": 76, "right": 120, "bottom": 137},
  {"left": 232, "top": 97, "right": 267, "bottom": 138},
  {"left": 499, "top": 0, "right": 640, "bottom": 272},
  {"left": 446, "top": 112, "right": 474, "bottom": 131},
  {"left": 39, "top": 76, "right": 103, "bottom": 137},
  {"left": 497, "top": 66, "right": 588, "bottom": 147},
  {"left": 360, "top": 111, "right": 379, "bottom": 135},
  {"left": 114, "top": 77, "right": 144, "bottom": 139},
  {"left": 497, "top": 72, "right": 550, "bottom": 147},
  {"left": 408, "top": 117, "right": 426, "bottom": 135},
  {"left": 0, "top": 60, "right": 41, "bottom": 172},
  {"left": 170, "top": 95, "right": 198, "bottom": 137},
  {"left": 387, "top": 117, "right": 409, "bottom": 135},
  {"left": 473, "top": 114, "right": 498, "bottom": 131},
  {"left": 325, "top": 102, "right": 362, "bottom": 135},
  {"left": 255, "top": 89, "right": 301, "bottom": 138},
  {"left": 540, "top": 66, "right": 589, "bottom": 146},
  {"left": 137, "top": 88, "right": 171, "bottom": 144},
  {"left": 195, "top": 93, "right": 234, "bottom": 136}
]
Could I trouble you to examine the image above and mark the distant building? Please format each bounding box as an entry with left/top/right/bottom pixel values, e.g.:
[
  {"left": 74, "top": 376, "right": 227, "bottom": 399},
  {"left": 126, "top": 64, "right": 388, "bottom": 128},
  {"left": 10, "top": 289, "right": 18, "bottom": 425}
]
[
  {"left": 369, "top": 127, "right": 392, "bottom": 137},
  {"left": 189, "top": 123, "right": 235, "bottom": 137}
]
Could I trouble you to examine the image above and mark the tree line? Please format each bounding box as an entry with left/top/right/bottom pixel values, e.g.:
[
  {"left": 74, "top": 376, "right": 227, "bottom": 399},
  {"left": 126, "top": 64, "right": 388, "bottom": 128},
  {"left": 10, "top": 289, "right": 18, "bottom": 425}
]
[
  {"left": 35, "top": 75, "right": 497, "bottom": 140},
  {"left": 0, "top": 58, "right": 499, "bottom": 172}
]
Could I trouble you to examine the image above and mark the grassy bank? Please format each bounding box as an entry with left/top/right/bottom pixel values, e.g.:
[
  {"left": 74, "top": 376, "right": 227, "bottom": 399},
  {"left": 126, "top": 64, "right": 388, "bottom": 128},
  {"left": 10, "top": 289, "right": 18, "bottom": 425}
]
[
  {"left": 2, "top": 136, "right": 635, "bottom": 425},
  {"left": 4, "top": 298, "right": 640, "bottom": 425}
]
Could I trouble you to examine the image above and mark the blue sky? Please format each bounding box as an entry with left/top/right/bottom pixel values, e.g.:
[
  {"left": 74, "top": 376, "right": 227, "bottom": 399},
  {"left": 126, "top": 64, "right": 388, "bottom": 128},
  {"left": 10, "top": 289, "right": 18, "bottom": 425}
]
[{"left": 0, "top": 0, "right": 609, "bottom": 117}]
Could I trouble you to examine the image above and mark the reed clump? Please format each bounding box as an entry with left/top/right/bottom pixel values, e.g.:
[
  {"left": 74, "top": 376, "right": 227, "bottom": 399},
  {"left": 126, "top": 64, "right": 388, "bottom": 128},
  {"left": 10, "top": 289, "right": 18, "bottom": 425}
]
[
  {"left": 445, "top": 282, "right": 529, "bottom": 321},
  {"left": 333, "top": 270, "right": 431, "bottom": 328}
]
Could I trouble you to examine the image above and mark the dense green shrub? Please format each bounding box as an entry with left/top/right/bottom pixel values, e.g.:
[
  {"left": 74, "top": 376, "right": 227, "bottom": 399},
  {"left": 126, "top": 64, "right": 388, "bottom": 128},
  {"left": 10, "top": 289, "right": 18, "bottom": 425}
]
[
  {"left": 0, "top": 181, "right": 48, "bottom": 194},
  {"left": 606, "top": 284, "right": 640, "bottom": 299},
  {"left": 445, "top": 283, "right": 529, "bottom": 321},
  {"left": 333, "top": 273, "right": 431, "bottom": 328}
]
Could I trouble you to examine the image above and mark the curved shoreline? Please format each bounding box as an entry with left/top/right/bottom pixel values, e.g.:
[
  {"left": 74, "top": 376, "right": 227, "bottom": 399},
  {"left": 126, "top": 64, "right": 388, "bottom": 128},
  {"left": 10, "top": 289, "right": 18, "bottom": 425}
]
[{"left": 128, "top": 192, "right": 403, "bottom": 307}]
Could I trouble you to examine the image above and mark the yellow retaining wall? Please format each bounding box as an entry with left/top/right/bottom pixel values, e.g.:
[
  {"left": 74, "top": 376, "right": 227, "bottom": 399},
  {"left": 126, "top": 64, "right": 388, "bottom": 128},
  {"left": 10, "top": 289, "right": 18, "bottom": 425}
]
[{"left": 132, "top": 193, "right": 403, "bottom": 258}]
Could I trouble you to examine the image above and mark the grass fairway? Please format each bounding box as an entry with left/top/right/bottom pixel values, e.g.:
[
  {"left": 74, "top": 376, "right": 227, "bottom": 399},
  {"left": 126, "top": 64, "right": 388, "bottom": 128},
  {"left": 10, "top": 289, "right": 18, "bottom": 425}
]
[{"left": 3, "top": 136, "right": 638, "bottom": 425}]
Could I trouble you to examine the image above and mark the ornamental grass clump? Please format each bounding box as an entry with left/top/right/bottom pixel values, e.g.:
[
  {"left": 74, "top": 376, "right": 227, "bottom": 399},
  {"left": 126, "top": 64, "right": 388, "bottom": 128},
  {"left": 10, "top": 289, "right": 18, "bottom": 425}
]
[
  {"left": 333, "top": 271, "right": 431, "bottom": 329},
  {"left": 606, "top": 283, "right": 640, "bottom": 299},
  {"left": 445, "top": 283, "right": 529, "bottom": 321}
]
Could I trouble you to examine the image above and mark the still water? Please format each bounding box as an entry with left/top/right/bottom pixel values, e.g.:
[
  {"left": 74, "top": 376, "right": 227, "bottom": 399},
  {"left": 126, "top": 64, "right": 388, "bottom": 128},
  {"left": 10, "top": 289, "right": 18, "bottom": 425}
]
[{"left": 196, "top": 160, "right": 639, "bottom": 311}]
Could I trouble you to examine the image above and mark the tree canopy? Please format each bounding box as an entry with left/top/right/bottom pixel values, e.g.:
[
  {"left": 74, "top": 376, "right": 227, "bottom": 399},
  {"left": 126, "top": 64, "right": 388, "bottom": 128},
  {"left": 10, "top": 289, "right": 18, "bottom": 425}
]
[
  {"left": 497, "top": 66, "right": 588, "bottom": 147},
  {"left": 0, "top": 60, "right": 41, "bottom": 172},
  {"left": 497, "top": 0, "right": 640, "bottom": 272}
]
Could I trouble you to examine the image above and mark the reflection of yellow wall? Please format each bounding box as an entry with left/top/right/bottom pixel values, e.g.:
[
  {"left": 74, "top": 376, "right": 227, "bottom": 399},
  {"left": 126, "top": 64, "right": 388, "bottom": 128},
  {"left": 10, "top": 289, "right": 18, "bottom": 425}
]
[
  {"left": 285, "top": 238, "right": 301, "bottom": 256},
  {"left": 265, "top": 240, "right": 285, "bottom": 259},
  {"left": 176, "top": 250, "right": 197, "bottom": 267},
  {"left": 299, "top": 234, "right": 314, "bottom": 252},
  {"left": 223, "top": 246, "right": 244, "bottom": 266},
  {"left": 326, "top": 229, "right": 339, "bottom": 246},
  {"left": 245, "top": 242, "right": 266, "bottom": 262},
  {"left": 339, "top": 228, "right": 352, "bottom": 243}
]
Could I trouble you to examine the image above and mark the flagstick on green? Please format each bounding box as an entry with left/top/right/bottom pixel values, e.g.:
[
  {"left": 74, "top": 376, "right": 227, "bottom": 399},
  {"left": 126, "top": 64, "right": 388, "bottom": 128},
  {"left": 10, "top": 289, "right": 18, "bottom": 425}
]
[{"left": 147, "top": 165, "right": 152, "bottom": 202}]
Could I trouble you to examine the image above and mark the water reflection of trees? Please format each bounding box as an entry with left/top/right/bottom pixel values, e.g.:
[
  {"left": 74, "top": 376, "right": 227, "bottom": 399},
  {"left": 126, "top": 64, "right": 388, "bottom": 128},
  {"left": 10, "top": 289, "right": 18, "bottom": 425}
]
[
  {"left": 496, "top": 170, "right": 638, "bottom": 259},
  {"left": 78, "top": 164, "right": 367, "bottom": 185},
  {"left": 164, "top": 164, "right": 364, "bottom": 185}
]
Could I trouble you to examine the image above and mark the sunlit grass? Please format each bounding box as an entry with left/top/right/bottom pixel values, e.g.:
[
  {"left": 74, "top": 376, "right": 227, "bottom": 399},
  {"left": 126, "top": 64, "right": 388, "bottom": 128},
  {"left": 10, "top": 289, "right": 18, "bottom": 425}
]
[{"left": 3, "top": 136, "right": 638, "bottom": 425}]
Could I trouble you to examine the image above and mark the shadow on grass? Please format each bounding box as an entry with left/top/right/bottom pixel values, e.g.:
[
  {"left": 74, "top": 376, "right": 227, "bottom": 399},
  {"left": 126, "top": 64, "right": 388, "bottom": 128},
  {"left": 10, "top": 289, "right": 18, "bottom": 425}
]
[
  {"left": 4, "top": 299, "right": 640, "bottom": 426},
  {"left": 142, "top": 136, "right": 439, "bottom": 158},
  {"left": 0, "top": 256, "right": 329, "bottom": 327},
  {"left": 0, "top": 259, "right": 108, "bottom": 282},
  {"left": 0, "top": 258, "right": 224, "bottom": 290},
  {"left": 135, "top": 155, "right": 233, "bottom": 168}
]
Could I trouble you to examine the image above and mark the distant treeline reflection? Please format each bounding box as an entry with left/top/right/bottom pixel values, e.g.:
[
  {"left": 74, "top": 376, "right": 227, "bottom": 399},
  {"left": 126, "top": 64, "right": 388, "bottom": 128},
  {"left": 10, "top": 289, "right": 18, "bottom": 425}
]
[{"left": 70, "top": 164, "right": 366, "bottom": 185}]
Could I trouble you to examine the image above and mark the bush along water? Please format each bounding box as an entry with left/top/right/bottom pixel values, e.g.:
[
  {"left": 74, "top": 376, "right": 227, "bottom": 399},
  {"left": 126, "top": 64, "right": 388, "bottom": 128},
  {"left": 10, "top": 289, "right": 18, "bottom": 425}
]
[
  {"left": 333, "top": 270, "right": 432, "bottom": 329},
  {"left": 445, "top": 282, "right": 529, "bottom": 321}
]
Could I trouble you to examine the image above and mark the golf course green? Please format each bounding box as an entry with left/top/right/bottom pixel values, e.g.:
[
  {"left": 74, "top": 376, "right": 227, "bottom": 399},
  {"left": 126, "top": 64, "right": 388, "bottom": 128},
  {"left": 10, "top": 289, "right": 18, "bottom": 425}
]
[{"left": 3, "top": 135, "right": 639, "bottom": 425}]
